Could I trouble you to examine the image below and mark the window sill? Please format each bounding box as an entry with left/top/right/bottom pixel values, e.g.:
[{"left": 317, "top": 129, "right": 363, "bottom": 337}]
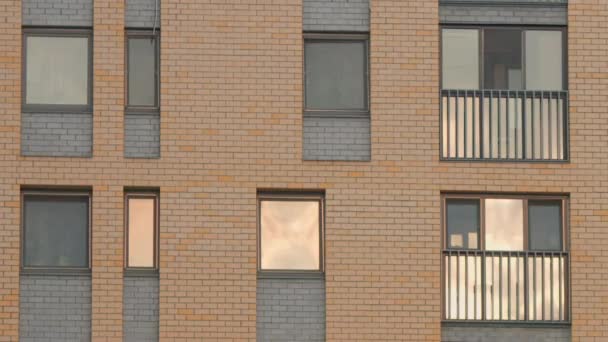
[
  {"left": 257, "top": 271, "right": 325, "bottom": 280},
  {"left": 124, "top": 268, "right": 159, "bottom": 278},
  {"left": 20, "top": 268, "right": 91, "bottom": 276}
]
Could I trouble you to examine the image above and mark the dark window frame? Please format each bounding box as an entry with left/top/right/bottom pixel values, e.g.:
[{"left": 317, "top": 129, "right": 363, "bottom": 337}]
[
  {"left": 440, "top": 25, "right": 568, "bottom": 91},
  {"left": 21, "top": 190, "right": 92, "bottom": 273},
  {"left": 441, "top": 193, "right": 570, "bottom": 323},
  {"left": 22, "top": 28, "right": 94, "bottom": 113},
  {"left": 257, "top": 191, "right": 325, "bottom": 278},
  {"left": 124, "top": 191, "right": 159, "bottom": 272},
  {"left": 125, "top": 29, "right": 160, "bottom": 114},
  {"left": 303, "top": 33, "right": 370, "bottom": 118},
  {"left": 442, "top": 193, "right": 568, "bottom": 252}
]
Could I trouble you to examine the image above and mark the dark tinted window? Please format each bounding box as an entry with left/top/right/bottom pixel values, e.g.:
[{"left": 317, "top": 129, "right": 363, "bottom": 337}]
[
  {"left": 23, "top": 194, "right": 89, "bottom": 268},
  {"left": 446, "top": 199, "right": 480, "bottom": 249},
  {"left": 484, "top": 29, "right": 522, "bottom": 90},
  {"left": 128, "top": 36, "right": 157, "bottom": 107},
  {"left": 529, "top": 200, "right": 563, "bottom": 251},
  {"left": 305, "top": 40, "right": 367, "bottom": 111}
]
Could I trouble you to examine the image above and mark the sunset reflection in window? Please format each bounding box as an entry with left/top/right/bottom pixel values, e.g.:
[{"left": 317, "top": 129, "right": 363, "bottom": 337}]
[
  {"left": 127, "top": 197, "right": 156, "bottom": 268},
  {"left": 260, "top": 200, "right": 320, "bottom": 271}
]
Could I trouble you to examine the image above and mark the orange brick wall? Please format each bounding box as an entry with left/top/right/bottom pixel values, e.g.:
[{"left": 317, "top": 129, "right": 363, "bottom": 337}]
[{"left": 0, "top": 0, "right": 607, "bottom": 341}]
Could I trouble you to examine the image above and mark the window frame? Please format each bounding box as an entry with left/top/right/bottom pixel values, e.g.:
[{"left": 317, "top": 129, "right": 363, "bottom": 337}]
[
  {"left": 21, "top": 190, "right": 92, "bottom": 273},
  {"left": 303, "top": 33, "right": 370, "bottom": 118},
  {"left": 441, "top": 193, "right": 570, "bottom": 323},
  {"left": 257, "top": 191, "right": 325, "bottom": 278},
  {"left": 22, "top": 28, "right": 94, "bottom": 113},
  {"left": 442, "top": 193, "right": 568, "bottom": 252},
  {"left": 440, "top": 25, "right": 568, "bottom": 91},
  {"left": 124, "top": 191, "right": 159, "bottom": 272},
  {"left": 125, "top": 29, "right": 160, "bottom": 114}
]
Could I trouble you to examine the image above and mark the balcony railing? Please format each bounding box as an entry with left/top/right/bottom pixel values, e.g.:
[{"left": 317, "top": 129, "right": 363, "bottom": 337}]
[
  {"left": 441, "top": 90, "right": 568, "bottom": 161},
  {"left": 443, "top": 250, "right": 569, "bottom": 322}
]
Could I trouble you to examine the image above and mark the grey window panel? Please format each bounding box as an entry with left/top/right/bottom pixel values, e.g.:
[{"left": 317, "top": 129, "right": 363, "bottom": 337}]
[
  {"left": 305, "top": 40, "right": 367, "bottom": 111},
  {"left": 446, "top": 199, "right": 480, "bottom": 249},
  {"left": 128, "top": 37, "right": 157, "bottom": 107},
  {"left": 525, "top": 30, "right": 563, "bottom": 91},
  {"left": 26, "top": 36, "right": 89, "bottom": 105},
  {"left": 528, "top": 200, "right": 563, "bottom": 251},
  {"left": 442, "top": 29, "right": 479, "bottom": 90},
  {"left": 23, "top": 195, "right": 89, "bottom": 268}
]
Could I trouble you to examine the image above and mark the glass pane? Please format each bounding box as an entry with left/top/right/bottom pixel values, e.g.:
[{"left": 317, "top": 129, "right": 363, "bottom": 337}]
[
  {"left": 525, "top": 31, "right": 563, "bottom": 90},
  {"left": 442, "top": 29, "right": 479, "bottom": 89},
  {"left": 485, "top": 199, "right": 524, "bottom": 251},
  {"left": 484, "top": 30, "right": 522, "bottom": 90},
  {"left": 128, "top": 197, "right": 156, "bottom": 268},
  {"left": 24, "top": 195, "right": 89, "bottom": 267},
  {"left": 26, "top": 36, "right": 88, "bottom": 105},
  {"left": 260, "top": 200, "right": 320, "bottom": 270},
  {"left": 529, "top": 200, "right": 562, "bottom": 251},
  {"left": 446, "top": 199, "right": 480, "bottom": 249},
  {"left": 128, "top": 37, "right": 157, "bottom": 106},
  {"left": 305, "top": 41, "right": 367, "bottom": 110}
]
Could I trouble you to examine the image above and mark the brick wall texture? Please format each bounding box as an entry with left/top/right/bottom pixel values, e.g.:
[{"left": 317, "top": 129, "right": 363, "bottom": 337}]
[
  {"left": 125, "top": 114, "right": 160, "bottom": 158},
  {"left": 0, "top": 0, "right": 608, "bottom": 341},
  {"left": 303, "top": 0, "right": 369, "bottom": 32},
  {"left": 257, "top": 278, "right": 325, "bottom": 342},
  {"left": 22, "top": 0, "right": 93, "bottom": 27},
  {"left": 19, "top": 274, "right": 91, "bottom": 342},
  {"left": 124, "top": 276, "right": 159, "bottom": 342},
  {"left": 126, "top": 0, "right": 160, "bottom": 28},
  {"left": 303, "top": 117, "right": 371, "bottom": 161},
  {"left": 440, "top": 3, "right": 567, "bottom": 25},
  {"left": 21, "top": 113, "right": 93, "bottom": 157},
  {"left": 442, "top": 325, "right": 571, "bottom": 342}
]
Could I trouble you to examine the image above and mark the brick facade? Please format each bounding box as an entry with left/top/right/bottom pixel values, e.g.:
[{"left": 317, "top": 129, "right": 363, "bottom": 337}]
[{"left": 1, "top": 0, "right": 608, "bottom": 341}]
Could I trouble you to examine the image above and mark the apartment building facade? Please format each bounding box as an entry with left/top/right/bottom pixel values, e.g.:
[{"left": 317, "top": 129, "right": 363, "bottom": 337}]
[{"left": 0, "top": 0, "right": 606, "bottom": 341}]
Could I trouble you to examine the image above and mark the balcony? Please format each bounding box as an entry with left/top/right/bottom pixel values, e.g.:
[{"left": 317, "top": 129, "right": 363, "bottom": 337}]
[
  {"left": 441, "top": 90, "right": 568, "bottom": 161},
  {"left": 443, "top": 250, "right": 569, "bottom": 322}
]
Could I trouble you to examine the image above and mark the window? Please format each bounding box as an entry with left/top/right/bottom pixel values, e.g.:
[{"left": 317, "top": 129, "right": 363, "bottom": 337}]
[
  {"left": 23, "top": 29, "right": 92, "bottom": 111},
  {"left": 304, "top": 34, "right": 369, "bottom": 117},
  {"left": 22, "top": 191, "right": 90, "bottom": 269},
  {"left": 258, "top": 192, "right": 324, "bottom": 273},
  {"left": 125, "top": 192, "right": 158, "bottom": 269},
  {"left": 441, "top": 27, "right": 565, "bottom": 90},
  {"left": 126, "top": 31, "right": 159, "bottom": 111},
  {"left": 443, "top": 194, "right": 568, "bottom": 322}
]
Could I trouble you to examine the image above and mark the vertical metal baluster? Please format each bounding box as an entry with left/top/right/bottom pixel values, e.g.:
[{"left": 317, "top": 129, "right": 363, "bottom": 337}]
[
  {"left": 457, "top": 251, "right": 460, "bottom": 319},
  {"left": 498, "top": 91, "right": 502, "bottom": 159},
  {"left": 549, "top": 253, "right": 555, "bottom": 321},
  {"left": 549, "top": 92, "right": 553, "bottom": 160},
  {"left": 489, "top": 92, "right": 493, "bottom": 159},
  {"left": 522, "top": 92, "right": 526, "bottom": 159},
  {"left": 456, "top": 91, "right": 460, "bottom": 158},
  {"left": 559, "top": 254, "right": 563, "bottom": 321},
  {"left": 481, "top": 251, "right": 487, "bottom": 320},
  {"left": 499, "top": 254, "right": 503, "bottom": 320},
  {"left": 506, "top": 91, "right": 510, "bottom": 159},
  {"left": 465, "top": 253, "right": 469, "bottom": 319},
  {"left": 480, "top": 91, "right": 484, "bottom": 159},
  {"left": 541, "top": 253, "right": 545, "bottom": 320},
  {"left": 533, "top": 253, "right": 537, "bottom": 320},
  {"left": 474, "top": 253, "right": 478, "bottom": 319},
  {"left": 491, "top": 254, "right": 495, "bottom": 319},
  {"left": 464, "top": 92, "right": 468, "bottom": 158},
  {"left": 532, "top": 95, "right": 536, "bottom": 159},
  {"left": 524, "top": 252, "right": 529, "bottom": 321},
  {"left": 540, "top": 92, "right": 544, "bottom": 160},
  {"left": 447, "top": 252, "right": 451, "bottom": 319},
  {"left": 516, "top": 253, "right": 520, "bottom": 320},
  {"left": 447, "top": 92, "right": 451, "bottom": 158},
  {"left": 508, "top": 253, "right": 511, "bottom": 320}
]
